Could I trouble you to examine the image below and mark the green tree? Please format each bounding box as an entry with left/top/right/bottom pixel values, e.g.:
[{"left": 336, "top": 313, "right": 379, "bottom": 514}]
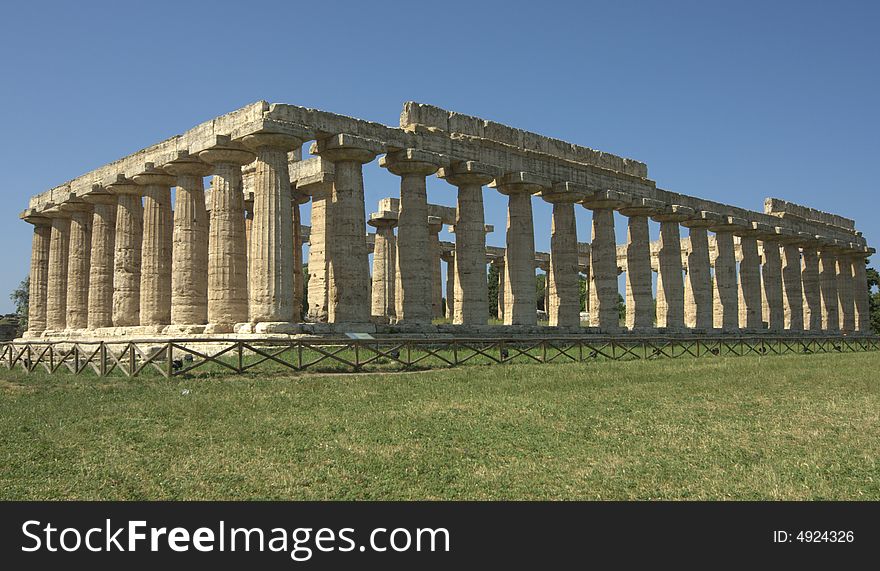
[
  {"left": 302, "top": 264, "right": 310, "bottom": 317},
  {"left": 867, "top": 263, "right": 879, "bottom": 334},
  {"left": 9, "top": 277, "right": 28, "bottom": 334},
  {"left": 487, "top": 262, "right": 500, "bottom": 318},
  {"left": 536, "top": 273, "right": 546, "bottom": 311}
]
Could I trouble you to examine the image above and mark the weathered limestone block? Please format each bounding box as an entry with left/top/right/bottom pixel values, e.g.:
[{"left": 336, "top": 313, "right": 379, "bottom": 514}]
[
  {"left": 64, "top": 201, "right": 93, "bottom": 330},
  {"left": 493, "top": 172, "right": 547, "bottom": 326},
  {"left": 381, "top": 149, "right": 440, "bottom": 324},
  {"left": 801, "top": 242, "right": 822, "bottom": 331},
  {"left": 45, "top": 208, "right": 71, "bottom": 331},
  {"left": 737, "top": 233, "right": 763, "bottom": 330},
  {"left": 242, "top": 132, "right": 304, "bottom": 325},
  {"left": 199, "top": 138, "right": 255, "bottom": 331},
  {"left": 368, "top": 212, "right": 397, "bottom": 319},
  {"left": 837, "top": 255, "right": 855, "bottom": 332},
  {"left": 109, "top": 176, "right": 143, "bottom": 327},
  {"left": 428, "top": 216, "right": 444, "bottom": 319},
  {"left": 165, "top": 153, "right": 212, "bottom": 327},
  {"left": 438, "top": 161, "right": 494, "bottom": 326},
  {"left": 583, "top": 191, "right": 628, "bottom": 332},
  {"left": 781, "top": 241, "right": 804, "bottom": 331},
  {"left": 653, "top": 205, "right": 693, "bottom": 330},
  {"left": 133, "top": 164, "right": 175, "bottom": 327},
  {"left": 83, "top": 190, "right": 117, "bottom": 330},
  {"left": 21, "top": 210, "right": 51, "bottom": 335},
  {"left": 818, "top": 245, "right": 840, "bottom": 332},
  {"left": 540, "top": 182, "right": 587, "bottom": 328},
  {"left": 312, "top": 133, "right": 381, "bottom": 324},
  {"left": 681, "top": 211, "right": 721, "bottom": 330},
  {"left": 618, "top": 200, "right": 657, "bottom": 330}
]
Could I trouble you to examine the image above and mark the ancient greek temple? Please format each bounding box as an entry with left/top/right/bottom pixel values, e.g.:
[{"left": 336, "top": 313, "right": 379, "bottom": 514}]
[{"left": 19, "top": 101, "right": 874, "bottom": 339}]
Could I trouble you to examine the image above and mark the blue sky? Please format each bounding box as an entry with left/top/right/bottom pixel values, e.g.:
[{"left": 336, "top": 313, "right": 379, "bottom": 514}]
[{"left": 1, "top": 0, "right": 877, "bottom": 313}]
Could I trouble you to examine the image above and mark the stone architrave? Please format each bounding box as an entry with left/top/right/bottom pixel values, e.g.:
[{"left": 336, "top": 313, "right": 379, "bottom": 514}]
[
  {"left": 438, "top": 161, "right": 494, "bottom": 326},
  {"left": 198, "top": 137, "right": 255, "bottom": 332}
]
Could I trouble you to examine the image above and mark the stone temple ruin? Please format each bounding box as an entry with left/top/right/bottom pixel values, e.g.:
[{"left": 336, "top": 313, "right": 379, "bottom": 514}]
[{"left": 17, "top": 101, "right": 875, "bottom": 340}]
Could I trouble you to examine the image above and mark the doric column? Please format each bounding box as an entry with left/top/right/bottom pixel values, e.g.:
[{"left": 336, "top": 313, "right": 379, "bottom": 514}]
[
  {"left": 63, "top": 199, "right": 93, "bottom": 330},
  {"left": 20, "top": 209, "right": 51, "bottom": 336},
  {"left": 82, "top": 188, "right": 117, "bottom": 330},
  {"left": 800, "top": 238, "right": 823, "bottom": 331},
  {"left": 755, "top": 225, "right": 788, "bottom": 332},
  {"left": 582, "top": 191, "right": 627, "bottom": 332},
  {"left": 735, "top": 224, "right": 764, "bottom": 330},
  {"left": 442, "top": 250, "right": 455, "bottom": 319},
  {"left": 132, "top": 163, "right": 175, "bottom": 329},
  {"left": 681, "top": 211, "right": 721, "bottom": 330},
  {"left": 492, "top": 172, "right": 548, "bottom": 326},
  {"left": 379, "top": 149, "right": 440, "bottom": 324},
  {"left": 539, "top": 182, "right": 587, "bottom": 328},
  {"left": 710, "top": 216, "right": 746, "bottom": 332},
  {"left": 198, "top": 137, "right": 255, "bottom": 332},
  {"left": 108, "top": 176, "right": 143, "bottom": 327},
  {"left": 837, "top": 250, "right": 855, "bottom": 333},
  {"left": 853, "top": 247, "right": 875, "bottom": 333},
  {"left": 312, "top": 134, "right": 380, "bottom": 324},
  {"left": 619, "top": 199, "right": 662, "bottom": 331},
  {"left": 652, "top": 205, "right": 693, "bottom": 331},
  {"left": 438, "top": 161, "right": 494, "bottom": 326},
  {"left": 292, "top": 191, "right": 308, "bottom": 322},
  {"left": 428, "top": 216, "right": 444, "bottom": 319},
  {"left": 164, "top": 152, "right": 212, "bottom": 330},
  {"left": 493, "top": 257, "right": 506, "bottom": 321},
  {"left": 780, "top": 237, "right": 805, "bottom": 332},
  {"left": 244, "top": 192, "right": 254, "bottom": 256},
  {"left": 44, "top": 205, "right": 71, "bottom": 331},
  {"left": 368, "top": 211, "right": 398, "bottom": 320},
  {"left": 304, "top": 182, "right": 333, "bottom": 323},
  {"left": 818, "top": 240, "right": 840, "bottom": 332}
]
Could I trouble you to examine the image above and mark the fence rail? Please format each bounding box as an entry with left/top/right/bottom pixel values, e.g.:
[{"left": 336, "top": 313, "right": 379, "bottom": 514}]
[{"left": 2, "top": 336, "right": 878, "bottom": 378}]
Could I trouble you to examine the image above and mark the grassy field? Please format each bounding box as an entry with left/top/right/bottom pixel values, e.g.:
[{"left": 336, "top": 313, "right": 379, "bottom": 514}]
[{"left": 1, "top": 352, "right": 878, "bottom": 500}]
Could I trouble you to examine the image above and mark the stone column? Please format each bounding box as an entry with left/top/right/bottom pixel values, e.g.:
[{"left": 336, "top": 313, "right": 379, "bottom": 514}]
[
  {"left": 837, "top": 252, "right": 855, "bottom": 333},
  {"left": 428, "top": 216, "right": 444, "bottom": 320},
  {"left": 368, "top": 211, "right": 398, "bottom": 320},
  {"left": 291, "top": 190, "right": 309, "bottom": 322},
  {"left": 312, "top": 134, "right": 380, "bottom": 324},
  {"left": 21, "top": 210, "right": 51, "bottom": 336},
  {"left": 64, "top": 200, "right": 93, "bottom": 330},
  {"left": 83, "top": 189, "right": 117, "bottom": 330},
  {"left": 710, "top": 217, "right": 745, "bottom": 332},
  {"left": 653, "top": 205, "right": 693, "bottom": 331},
  {"left": 442, "top": 250, "right": 455, "bottom": 319},
  {"left": 438, "top": 161, "right": 494, "bottom": 326},
  {"left": 198, "top": 138, "right": 255, "bottom": 332},
  {"left": 380, "top": 149, "right": 440, "bottom": 324},
  {"left": 132, "top": 163, "right": 175, "bottom": 329},
  {"left": 304, "top": 180, "right": 333, "bottom": 323},
  {"left": 164, "top": 152, "right": 212, "bottom": 331},
  {"left": 681, "top": 211, "right": 721, "bottom": 330},
  {"left": 853, "top": 248, "right": 874, "bottom": 333},
  {"left": 756, "top": 225, "right": 786, "bottom": 332},
  {"left": 540, "top": 183, "right": 586, "bottom": 328},
  {"left": 44, "top": 206, "right": 71, "bottom": 332},
  {"left": 619, "top": 199, "right": 661, "bottom": 331},
  {"left": 780, "top": 239, "right": 804, "bottom": 332},
  {"left": 818, "top": 242, "right": 840, "bottom": 332},
  {"left": 492, "top": 173, "right": 547, "bottom": 326},
  {"left": 109, "top": 176, "right": 143, "bottom": 327},
  {"left": 736, "top": 228, "right": 763, "bottom": 330},
  {"left": 801, "top": 240, "right": 823, "bottom": 331},
  {"left": 582, "top": 191, "right": 627, "bottom": 332},
  {"left": 493, "top": 257, "right": 506, "bottom": 321},
  {"left": 244, "top": 193, "right": 254, "bottom": 256}
]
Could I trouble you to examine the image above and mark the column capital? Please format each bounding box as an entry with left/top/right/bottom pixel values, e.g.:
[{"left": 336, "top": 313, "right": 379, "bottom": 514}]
[
  {"left": 367, "top": 211, "right": 398, "bottom": 228},
  {"left": 198, "top": 136, "right": 256, "bottom": 166},
  {"left": 708, "top": 215, "right": 748, "bottom": 233},
  {"left": 651, "top": 204, "right": 695, "bottom": 223},
  {"left": 448, "top": 223, "right": 493, "bottom": 234},
  {"left": 310, "top": 133, "right": 382, "bottom": 164},
  {"left": 731, "top": 220, "right": 772, "bottom": 238},
  {"left": 537, "top": 181, "right": 590, "bottom": 204},
  {"left": 107, "top": 174, "right": 141, "bottom": 196},
  {"left": 80, "top": 185, "right": 118, "bottom": 206},
  {"left": 163, "top": 151, "right": 212, "bottom": 177},
  {"left": 437, "top": 160, "right": 496, "bottom": 186},
  {"left": 580, "top": 189, "right": 630, "bottom": 210},
  {"left": 240, "top": 132, "right": 304, "bottom": 153},
  {"left": 42, "top": 202, "right": 72, "bottom": 219},
  {"left": 379, "top": 148, "right": 442, "bottom": 176},
  {"left": 132, "top": 162, "right": 176, "bottom": 187},
  {"left": 680, "top": 210, "right": 723, "bottom": 229},
  {"left": 427, "top": 215, "right": 443, "bottom": 233},
  {"left": 20, "top": 208, "right": 51, "bottom": 226},
  {"left": 489, "top": 171, "right": 551, "bottom": 195},
  {"left": 59, "top": 197, "right": 93, "bottom": 214},
  {"left": 619, "top": 197, "right": 664, "bottom": 217}
]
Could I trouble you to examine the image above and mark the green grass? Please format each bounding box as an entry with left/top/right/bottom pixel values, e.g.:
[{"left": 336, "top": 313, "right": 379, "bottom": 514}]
[{"left": 1, "top": 352, "right": 878, "bottom": 500}]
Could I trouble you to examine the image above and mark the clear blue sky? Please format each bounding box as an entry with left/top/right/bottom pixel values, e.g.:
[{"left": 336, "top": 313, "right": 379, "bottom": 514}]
[{"left": 1, "top": 0, "right": 877, "bottom": 313}]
